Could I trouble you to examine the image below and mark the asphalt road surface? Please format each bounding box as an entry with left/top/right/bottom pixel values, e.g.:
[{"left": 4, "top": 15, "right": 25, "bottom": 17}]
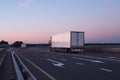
[
  {"left": 11, "top": 48, "right": 120, "bottom": 80},
  {"left": 0, "top": 48, "right": 16, "bottom": 80}
]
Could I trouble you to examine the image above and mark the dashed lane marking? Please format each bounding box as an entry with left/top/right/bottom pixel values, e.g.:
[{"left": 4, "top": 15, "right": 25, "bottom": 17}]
[
  {"left": 62, "top": 59, "right": 67, "bottom": 61},
  {"left": 76, "top": 62, "right": 84, "bottom": 65},
  {"left": 73, "top": 57, "right": 104, "bottom": 64},
  {"left": 76, "top": 55, "right": 120, "bottom": 62},
  {"left": 100, "top": 68, "right": 112, "bottom": 72}
]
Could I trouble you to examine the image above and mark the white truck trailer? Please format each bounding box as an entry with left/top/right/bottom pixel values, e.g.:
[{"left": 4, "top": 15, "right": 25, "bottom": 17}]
[{"left": 50, "top": 31, "right": 84, "bottom": 52}]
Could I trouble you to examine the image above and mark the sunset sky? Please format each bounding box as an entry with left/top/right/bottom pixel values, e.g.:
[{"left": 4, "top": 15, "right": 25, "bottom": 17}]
[{"left": 0, "top": 0, "right": 120, "bottom": 44}]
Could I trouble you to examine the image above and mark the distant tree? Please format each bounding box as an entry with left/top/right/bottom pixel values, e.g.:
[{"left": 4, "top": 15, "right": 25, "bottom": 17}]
[
  {"left": 0, "top": 40, "right": 9, "bottom": 48},
  {"left": 0, "top": 40, "right": 9, "bottom": 45},
  {"left": 12, "top": 41, "right": 23, "bottom": 47}
]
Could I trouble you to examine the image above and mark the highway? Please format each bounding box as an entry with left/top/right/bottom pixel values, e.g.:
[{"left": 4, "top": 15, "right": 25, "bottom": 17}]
[
  {"left": 0, "top": 48, "right": 16, "bottom": 80},
  {"left": 11, "top": 48, "right": 120, "bottom": 80}
]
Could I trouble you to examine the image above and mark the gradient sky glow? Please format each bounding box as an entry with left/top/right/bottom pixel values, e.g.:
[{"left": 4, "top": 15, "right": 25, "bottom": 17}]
[{"left": 0, "top": 0, "right": 120, "bottom": 44}]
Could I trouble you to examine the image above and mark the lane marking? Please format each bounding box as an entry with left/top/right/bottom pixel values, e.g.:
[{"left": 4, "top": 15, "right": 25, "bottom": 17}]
[
  {"left": 76, "top": 55, "right": 120, "bottom": 62},
  {"left": 90, "top": 60, "right": 104, "bottom": 63},
  {"left": 47, "top": 58, "right": 64, "bottom": 68},
  {"left": 100, "top": 68, "right": 112, "bottom": 72},
  {"left": 106, "top": 56, "right": 120, "bottom": 60},
  {"left": 19, "top": 54, "right": 56, "bottom": 80},
  {"left": 76, "top": 62, "right": 84, "bottom": 65},
  {"left": 62, "top": 59, "right": 67, "bottom": 61},
  {"left": 73, "top": 57, "right": 104, "bottom": 63},
  {"left": 53, "top": 63, "right": 64, "bottom": 68},
  {"left": 50, "top": 52, "right": 120, "bottom": 62},
  {"left": 14, "top": 53, "right": 37, "bottom": 80},
  {"left": 20, "top": 48, "right": 120, "bottom": 62}
]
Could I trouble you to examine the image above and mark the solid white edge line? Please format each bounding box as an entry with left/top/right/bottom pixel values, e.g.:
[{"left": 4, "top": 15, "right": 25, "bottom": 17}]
[
  {"left": 14, "top": 52, "right": 37, "bottom": 80},
  {"left": 19, "top": 53, "right": 56, "bottom": 80}
]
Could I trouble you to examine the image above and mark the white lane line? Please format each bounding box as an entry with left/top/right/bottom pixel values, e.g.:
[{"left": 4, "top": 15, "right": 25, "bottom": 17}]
[
  {"left": 62, "top": 59, "right": 67, "bottom": 61},
  {"left": 19, "top": 54, "right": 56, "bottom": 80},
  {"left": 76, "top": 55, "right": 120, "bottom": 62},
  {"left": 57, "top": 52, "right": 120, "bottom": 62},
  {"left": 100, "top": 68, "right": 112, "bottom": 72},
  {"left": 73, "top": 57, "right": 104, "bottom": 63},
  {"left": 106, "top": 56, "right": 120, "bottom": 60},
  {"left": 76, "top": 62, "right": 84, "bottom": 65},
  {"left": 47, "top": 58, "right": 64, "bottom": 68},
  {"left": 14, "top": 53, "right": 37, "bottom": 80},
  {"left": 90, "top": 60, "right": 104, "bottom": 63}
]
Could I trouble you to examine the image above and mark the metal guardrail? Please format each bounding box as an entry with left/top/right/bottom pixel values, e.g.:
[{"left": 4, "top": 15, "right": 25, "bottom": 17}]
[
  {"left": 10, "top": 48, "right": 24, "bottom": 80},
  {"left": 14, "top": 51, "right": 37, "bottom": 80},
  {"left": 10, "top": 48, "right": 37, "bottom": 80}
]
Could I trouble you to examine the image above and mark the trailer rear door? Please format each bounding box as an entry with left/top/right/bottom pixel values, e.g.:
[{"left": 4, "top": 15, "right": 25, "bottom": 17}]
[
  {"left": 78, "top": 32, "right": 84, "bottom": 47},
  {"left": 71, "top": 32, "right": 84, "bottom": 48}
]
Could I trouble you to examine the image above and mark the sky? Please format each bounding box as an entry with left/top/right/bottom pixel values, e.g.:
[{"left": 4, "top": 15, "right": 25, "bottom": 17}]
[{"left": 0, "top": 0, "right": 120, "bottom": 44}]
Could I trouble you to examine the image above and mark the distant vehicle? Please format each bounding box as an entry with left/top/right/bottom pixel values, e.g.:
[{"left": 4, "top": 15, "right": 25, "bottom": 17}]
[
  {"left": 21, "top": 44, "right": 26, "bottom": 48},
  {"left": 50, "top": 31, "right": 84, "bottom": 53}
]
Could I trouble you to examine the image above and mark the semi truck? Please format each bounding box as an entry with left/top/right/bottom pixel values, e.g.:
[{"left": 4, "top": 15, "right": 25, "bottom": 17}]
[{"left": 50, "top": 31, "right": 84, "bottom": 53}]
